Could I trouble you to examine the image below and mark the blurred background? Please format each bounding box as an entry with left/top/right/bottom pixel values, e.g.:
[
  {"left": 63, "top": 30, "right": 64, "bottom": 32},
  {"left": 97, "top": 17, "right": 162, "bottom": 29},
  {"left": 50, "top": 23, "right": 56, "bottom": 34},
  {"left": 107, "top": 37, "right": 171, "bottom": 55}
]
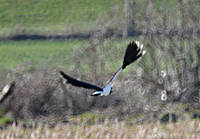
[{"left": 0, "top": 0, "right": 200, "bottom": 137}]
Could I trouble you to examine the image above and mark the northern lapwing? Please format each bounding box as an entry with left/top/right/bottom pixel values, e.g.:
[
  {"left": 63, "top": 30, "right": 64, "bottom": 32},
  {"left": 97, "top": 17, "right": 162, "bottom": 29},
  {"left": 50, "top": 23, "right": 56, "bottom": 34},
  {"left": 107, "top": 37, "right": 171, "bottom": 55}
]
[{"left": 59, "top": 41, "right": 146, "bottom": 96}]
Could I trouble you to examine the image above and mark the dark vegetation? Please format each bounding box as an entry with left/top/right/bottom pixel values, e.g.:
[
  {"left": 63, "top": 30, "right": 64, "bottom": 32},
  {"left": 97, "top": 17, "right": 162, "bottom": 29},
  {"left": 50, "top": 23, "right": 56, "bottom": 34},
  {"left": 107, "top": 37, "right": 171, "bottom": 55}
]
[{"left": 0, "top": 0, "right": 200, "bottom": 125}]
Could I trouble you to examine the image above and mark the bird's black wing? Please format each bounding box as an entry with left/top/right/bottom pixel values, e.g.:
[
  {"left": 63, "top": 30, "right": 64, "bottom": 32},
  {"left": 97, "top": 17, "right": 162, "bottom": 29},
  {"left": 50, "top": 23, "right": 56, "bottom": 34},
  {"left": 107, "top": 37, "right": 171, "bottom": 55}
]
[
  {"left": 122, "top": 41, "right": 145, "bottom": 69},
  {"left": 59, "top": 71, "right": 103, "bottom": 91}
]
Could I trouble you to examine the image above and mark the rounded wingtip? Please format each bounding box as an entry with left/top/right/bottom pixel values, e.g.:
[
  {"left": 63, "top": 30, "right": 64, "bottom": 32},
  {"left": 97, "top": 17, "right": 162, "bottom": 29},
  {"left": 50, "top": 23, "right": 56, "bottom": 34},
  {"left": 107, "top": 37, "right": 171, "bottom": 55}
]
[
  {"left": 59, "top": 70, "right": 66, "bottom": 77},
  {"left": 59, "top": 70, "right": 63, "bottom": 76},
  {"left": 135, "top": 40, "right": 144, "bottom": 50},
  {"left": 142, "top": 50, "right": 146, "bottom": 55},
  {"left": 135, "top": 40, "right": 146, "bottom": 56},
  {"left": 135, "top": 40, "right": 140, "bottom": 46},
  {"left": 140, "top": 44, "right": 143, "bottom": 50}
]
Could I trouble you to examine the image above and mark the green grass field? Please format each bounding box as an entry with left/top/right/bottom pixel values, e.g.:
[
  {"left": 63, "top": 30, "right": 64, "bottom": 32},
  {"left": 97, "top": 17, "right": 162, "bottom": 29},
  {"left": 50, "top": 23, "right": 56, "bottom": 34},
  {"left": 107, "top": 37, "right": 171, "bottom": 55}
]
[
  {"left": 1, "top": 38, "right": 196, "bottom": 83},
  {"left": 0, "top": 38, "right": 143, "bottom": 71},
  {"left": 0, "top": 39, "right": 87, "bottom": 70},
  {"left": 0, "top": 38, "right": 149, "bottom": 86},
  {"left": 0, "top": 0, "right": 180, "bottom": 37},
  {"left": 0, "top": 0, "right": 124, "bottom": 36}
]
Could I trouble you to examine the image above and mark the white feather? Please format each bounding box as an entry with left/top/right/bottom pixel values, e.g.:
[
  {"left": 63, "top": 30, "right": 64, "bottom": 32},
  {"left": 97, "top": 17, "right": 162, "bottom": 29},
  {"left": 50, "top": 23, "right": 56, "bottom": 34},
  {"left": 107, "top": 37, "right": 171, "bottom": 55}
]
[{"left": 142, "top": 50, "right": 146, "bottom": 55}]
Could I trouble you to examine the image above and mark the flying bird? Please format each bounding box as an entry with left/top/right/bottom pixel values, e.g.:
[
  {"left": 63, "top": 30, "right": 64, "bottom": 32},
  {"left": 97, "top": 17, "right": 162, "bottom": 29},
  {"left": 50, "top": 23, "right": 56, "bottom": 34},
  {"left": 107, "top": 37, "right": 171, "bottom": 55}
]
[{"left": 59, "top": 41, "right": 146, "bottom": 96}]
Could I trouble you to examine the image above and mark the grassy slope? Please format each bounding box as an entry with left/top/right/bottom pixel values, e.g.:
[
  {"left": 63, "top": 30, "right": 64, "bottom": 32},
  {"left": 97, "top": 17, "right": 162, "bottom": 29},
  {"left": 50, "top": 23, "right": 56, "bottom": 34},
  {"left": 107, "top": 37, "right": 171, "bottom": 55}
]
[
  {"left": 0, "top": 0, "right": 179, "bottom": 37},
  {"left": 0, "top": 0, "right": 124, "bottom": 36},
  {"left": 0, "top": 38, "right": 142, "bottom": 71},
  {"left": 0, "top": 39, "right": 88, "bottom": 70},
  {"left": 1, "top": 38, "right": 196, "bottom": 81}
]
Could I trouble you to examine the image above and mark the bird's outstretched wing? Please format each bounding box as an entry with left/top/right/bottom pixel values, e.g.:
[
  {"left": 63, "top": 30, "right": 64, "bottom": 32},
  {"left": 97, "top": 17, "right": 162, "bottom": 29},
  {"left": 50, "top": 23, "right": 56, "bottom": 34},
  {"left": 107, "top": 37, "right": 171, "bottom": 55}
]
[
  {"left": 122, "top": 41, "right": 146, "bottom": 69},
  {"left": 59, "top": 71, "right": 103, "bottom": 91},
  {"left": 106, "top": 66, "right": 123, "bottom": 86},
  {"left": 106, "top": 41, "right": 146, "bottom": 86}
]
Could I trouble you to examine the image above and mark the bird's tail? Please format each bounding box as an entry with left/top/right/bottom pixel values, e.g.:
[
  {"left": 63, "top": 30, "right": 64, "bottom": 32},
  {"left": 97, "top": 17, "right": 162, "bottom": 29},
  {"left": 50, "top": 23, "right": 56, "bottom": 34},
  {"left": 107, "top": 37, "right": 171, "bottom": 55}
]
[{"left": 122, "top": 41, "right": 146, "bottom": 69}]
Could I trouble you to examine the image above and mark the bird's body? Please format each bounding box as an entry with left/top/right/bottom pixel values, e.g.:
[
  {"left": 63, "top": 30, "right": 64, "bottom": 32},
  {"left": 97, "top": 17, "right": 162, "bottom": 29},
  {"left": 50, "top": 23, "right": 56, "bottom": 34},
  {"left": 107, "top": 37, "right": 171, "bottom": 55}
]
[
  {"left": 90, "top": 66, "right": 123, "bottom": 96},
  {"left": 59, "top": 41, "right": 146, "bottom": 96}
]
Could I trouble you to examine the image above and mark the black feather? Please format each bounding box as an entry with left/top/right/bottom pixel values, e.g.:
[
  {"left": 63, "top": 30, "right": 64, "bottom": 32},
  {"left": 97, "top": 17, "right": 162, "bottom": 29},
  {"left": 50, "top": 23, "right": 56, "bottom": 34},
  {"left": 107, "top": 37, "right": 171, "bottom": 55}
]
[
  {"left": 59, "top": 71, "right": 103, "bottom": 91},
  {"left": 122, "top": 41, "right": 143, "bottom": 69},
  {"left": 90, "top": 93, "right": 102, "bottom": 96}
]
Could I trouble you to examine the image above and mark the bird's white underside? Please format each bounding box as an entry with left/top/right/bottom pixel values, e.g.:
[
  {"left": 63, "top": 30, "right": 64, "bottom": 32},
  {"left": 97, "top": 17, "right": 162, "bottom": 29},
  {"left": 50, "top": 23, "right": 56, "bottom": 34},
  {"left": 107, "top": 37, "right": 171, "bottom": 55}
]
[{"left": 92, "top": 66, "right": 123, "bottom": 96}]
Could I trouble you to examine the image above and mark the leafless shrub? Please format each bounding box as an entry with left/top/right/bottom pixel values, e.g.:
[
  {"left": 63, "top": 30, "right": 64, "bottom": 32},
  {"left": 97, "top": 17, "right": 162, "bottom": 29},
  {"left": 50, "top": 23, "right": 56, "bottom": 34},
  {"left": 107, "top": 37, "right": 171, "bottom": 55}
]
[
  {"left": 0, "top": 65, "right": 61, "bottom": 119},
  {"left": 133, "top": 0, "right": 200, "bottom": 111}
]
